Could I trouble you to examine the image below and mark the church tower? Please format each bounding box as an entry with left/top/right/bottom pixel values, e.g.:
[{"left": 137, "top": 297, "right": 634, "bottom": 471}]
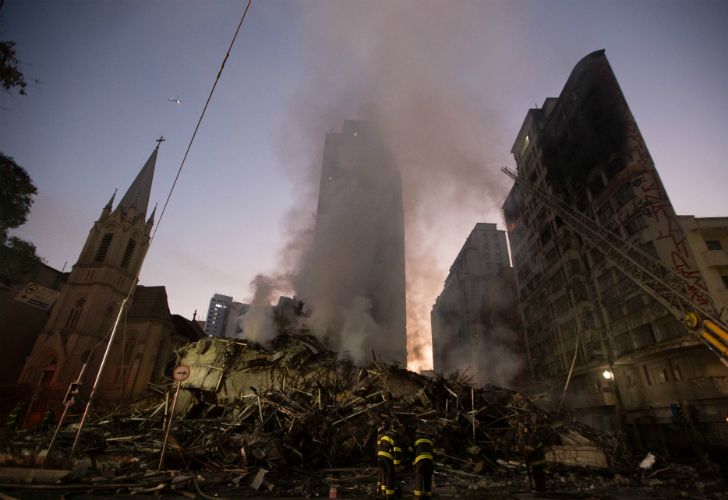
[{"left": 19, "top": 142, "right": 159, "bottom": 404}]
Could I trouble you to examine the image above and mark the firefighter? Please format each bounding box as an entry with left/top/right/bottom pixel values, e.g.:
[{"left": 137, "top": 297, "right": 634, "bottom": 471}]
[
  {"left": 413, "top": 422, "right": 434, "bottom": 497},
  {"left": 518, "top": 418, "right": 546, "bottom": 492},
  {"left": 392, "top": 426, "right": 404, "bottom": 497},
  {"left": 377, "top": 424, "right": 397, "bottom": 498},
  {"left": 376, "top": 425, "right": 386, "bottom": 495},
  {"left": 4, "top": 402, "right": 24, "bottom": 431}
]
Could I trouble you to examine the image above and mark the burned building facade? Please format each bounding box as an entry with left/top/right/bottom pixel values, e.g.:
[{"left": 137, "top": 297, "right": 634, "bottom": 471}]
[
  {"left": 296, "top": 121, "right": 407, "bottom": 365},
  {"left": 431, "top": 223, "right": 524, "bottom": 387},
  {"left": 503, "top": 50, "right": 728, "bottom": 451}
]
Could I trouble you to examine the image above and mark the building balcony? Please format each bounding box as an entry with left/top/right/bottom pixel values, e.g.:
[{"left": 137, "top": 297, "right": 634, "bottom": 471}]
[{"left": 701, "top": 249, "right": 728, "bottom": 268}]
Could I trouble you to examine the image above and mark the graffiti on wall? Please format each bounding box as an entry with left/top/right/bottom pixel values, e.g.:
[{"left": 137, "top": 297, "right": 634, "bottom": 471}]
[{"left": 622, "top": 117, "right": 711, "bottom": 307}]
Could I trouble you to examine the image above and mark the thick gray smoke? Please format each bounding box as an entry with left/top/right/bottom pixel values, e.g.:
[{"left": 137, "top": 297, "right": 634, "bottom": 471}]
[
  {"left": 291, "top": 122, "right": 406, "bottom": 365},
  {"left": 239, "top": 274, "right": 277, "bottom": 345},
  {"left": 274, "top": 2, "right": 520, "bottom": 380}
]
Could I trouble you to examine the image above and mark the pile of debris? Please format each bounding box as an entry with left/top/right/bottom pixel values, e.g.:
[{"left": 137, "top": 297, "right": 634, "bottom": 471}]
[{"left": 1, "top": 329, "right": 726, "bottom": 497}]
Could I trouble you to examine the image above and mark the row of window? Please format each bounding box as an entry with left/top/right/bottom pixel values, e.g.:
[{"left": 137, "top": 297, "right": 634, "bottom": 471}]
[{"left": 624, "top": 362, "right": 684, "bottom": 388}]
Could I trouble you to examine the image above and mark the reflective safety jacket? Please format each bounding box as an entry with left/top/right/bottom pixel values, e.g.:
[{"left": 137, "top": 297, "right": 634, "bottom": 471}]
[
  {"left": 413, "top": 431, "right": 434, "bottom": 464},
  {"left": 377, "top": 430, "right": 397, "bottom": 461}
]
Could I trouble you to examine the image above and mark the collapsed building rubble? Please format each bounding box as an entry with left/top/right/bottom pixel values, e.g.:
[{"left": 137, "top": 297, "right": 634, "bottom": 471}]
[{"left": 1, "top": 321, "right": 727, "bottom": 497}]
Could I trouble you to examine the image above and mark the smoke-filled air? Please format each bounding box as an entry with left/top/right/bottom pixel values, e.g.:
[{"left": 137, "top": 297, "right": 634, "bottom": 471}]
[
  {"left": 238, "top": 274, "right": 279, "bottom": 345},
  {"left": 259, "top": 2, "right": 520, "bottom": 382}
]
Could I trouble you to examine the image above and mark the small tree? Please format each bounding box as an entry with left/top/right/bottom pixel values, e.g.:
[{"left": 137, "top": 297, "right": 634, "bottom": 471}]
[
  {"left": 0, "top": 152, "right": 42, "bottom": 286},
  {"left": 1, "top": 0, "right": 35, "bottom": 96},
  {"left": 0, "top": 39, "right": 27, "bottom": 95}
]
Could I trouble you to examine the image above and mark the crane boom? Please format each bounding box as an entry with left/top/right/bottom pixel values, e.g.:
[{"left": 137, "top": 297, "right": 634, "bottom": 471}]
[{"left": 501, "top": 166, "right": 728, "bottom": 368}]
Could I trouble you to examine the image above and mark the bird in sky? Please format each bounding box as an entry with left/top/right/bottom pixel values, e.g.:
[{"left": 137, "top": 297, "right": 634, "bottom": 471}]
[{"left": 168, "top": 96, "right": 182, "bottom": 105}]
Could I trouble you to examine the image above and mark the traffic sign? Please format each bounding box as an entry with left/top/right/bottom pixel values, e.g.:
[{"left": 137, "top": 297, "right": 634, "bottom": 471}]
[{"left": 172, "top": 365, "right": 190, "bottom": 381}]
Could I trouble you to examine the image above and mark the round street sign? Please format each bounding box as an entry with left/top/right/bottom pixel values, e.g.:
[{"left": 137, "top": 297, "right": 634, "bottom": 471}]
[{"left": 173, "top": 365, "right": 191, "bottom": 381}]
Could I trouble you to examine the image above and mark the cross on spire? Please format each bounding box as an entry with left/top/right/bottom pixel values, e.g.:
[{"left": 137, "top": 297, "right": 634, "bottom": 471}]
[{"left": 155, "top": 136, "right": 166, "bottom": 149}]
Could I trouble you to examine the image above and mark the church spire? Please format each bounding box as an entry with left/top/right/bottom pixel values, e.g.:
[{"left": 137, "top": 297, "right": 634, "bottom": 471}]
[
  {"left": 117, "top": 138, "right": 162, "bottom": 218},
  {"left": 104, "top": 189, "right": 117, "bottom": 212},
  {"left": 146, "top": 203, "right": 157, "bottom": 225}
]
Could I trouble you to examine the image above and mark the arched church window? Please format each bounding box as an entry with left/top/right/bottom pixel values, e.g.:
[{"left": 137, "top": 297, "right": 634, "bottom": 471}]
[
  {"left": 35, "top": 351, "right": 58, "bottom": 388},
  {"left": 94, "top": 233, "right": 114, "bottom": 262},
  {"left": 64, "top": 297, "right": 86, "bottom": 329},
  {"left": 121, "top": 239, "right": 137, "bottom": 268}
]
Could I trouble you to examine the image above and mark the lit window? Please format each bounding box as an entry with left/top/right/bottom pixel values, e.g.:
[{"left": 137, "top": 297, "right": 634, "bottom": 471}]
[{"left": 519, "top": 135, "right": 530, "bottom": 156}]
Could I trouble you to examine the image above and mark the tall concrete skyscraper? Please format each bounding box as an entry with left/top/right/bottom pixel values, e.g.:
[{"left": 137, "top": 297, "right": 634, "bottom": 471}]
[
  {"left": 431, "top": 223, "right": 523, "bottom": 387},
  {"left": 297, "top": 120, "right": 407, "bottom": 365}
]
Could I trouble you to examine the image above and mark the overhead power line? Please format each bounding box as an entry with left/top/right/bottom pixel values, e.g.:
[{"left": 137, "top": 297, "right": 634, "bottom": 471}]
[
  {"left": 153, "top": 0, "right": 253, "bottom": 240},
  {"left": 68, "top": 0, "right": 254, "bottom": 455}
]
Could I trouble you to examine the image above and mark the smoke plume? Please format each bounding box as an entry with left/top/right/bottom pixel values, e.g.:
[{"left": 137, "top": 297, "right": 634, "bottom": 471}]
[
  {"left": 275, "top": 2, "right": 518, "bottom": 374},
  {"left": 239, "top": 274, "right": 278, "bottom": 345}
]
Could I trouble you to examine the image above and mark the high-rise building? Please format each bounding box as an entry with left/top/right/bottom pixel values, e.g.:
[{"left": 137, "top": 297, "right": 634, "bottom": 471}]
[
  {"left": 225, "top": 301, "right": 250, "bottom": 338},
  {"left": 503, "top": 50, "right": 728, "bottom": 450},
  {"left": 298, "top": 120, "right": 407, "bottom": 365},
  {"left": 431, "top": 223, "right": 523, "bottom": 387},
  {"left": 204, "top": 294, "right": 233, "bottom": 337}
]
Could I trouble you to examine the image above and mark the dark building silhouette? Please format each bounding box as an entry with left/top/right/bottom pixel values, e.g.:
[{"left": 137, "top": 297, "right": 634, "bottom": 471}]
[
  {"left": 431, "top": 223, "right": 524, "bottom": 387},
  {"left": 503, "top": 50, "right": 728, "bottom": 454}
]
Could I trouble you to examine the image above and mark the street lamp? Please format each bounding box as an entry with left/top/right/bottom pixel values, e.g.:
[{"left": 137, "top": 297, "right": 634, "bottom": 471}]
[{"left": 602, "top": 370, "right": 614, "bottom": 380}]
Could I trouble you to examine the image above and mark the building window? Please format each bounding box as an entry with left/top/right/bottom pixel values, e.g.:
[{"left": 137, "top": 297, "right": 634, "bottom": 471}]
[
  {"left": 624, "top": 214, "right": 647, "bottom": 236},
  {"left": 672, "top": 364, "right": 683, "bottom": 381},
  {"left": 614, "top": 183, "right": 635, "bottom": 207},
  {"left": 642, "top": 365, "right": 652, "bottom": 386},
  {"left": 121, "top": 239, "right": 137, "bottom": 268},
  {"left": 520, "top": 135, "right": 530, "bottom": 156},
  {"left": 597, "top": 270, "right": 613, "bottom": 291},
  {"left": 539, "top": 225, "right": 553, "bottom": 246},
  {"left": 65, "top": 297, "right": 86, "bottom": 329},
  {"left": 597, "top": 202, "right": 614, "bottom": 225},
  {"left": 94, "top": 233, "right": 114, "bottom": 262},
  {"left": 655, "top": 315, "right": 685, "bottom": 341},
  {"left": 605, "top": 300, "right": 624, "bottom": 322},
  {"left": 613, "top": 333, "right": 632, "bottom": 356},
  {"left": 589, "top": 176, "right": 605, "bottom": 197},
  {"left": 632, "top": 323, "right": 655, "bottom": 348},
  {"left": 545, "top": 247, "right": 558, "bottom": 264},
  {"left": 641, "top": 241, "right": 658, "bottom": 258},
  {"left": 571, "top": 280, "right": 587, "bottom": 302},
  {"left": 582, "top": 309, "right": 595, "bottom": 328},
  {"left": 625, "top": 294, "right": 645, "bottom": 314},
  {"left": 706, "top": 240, "right": 722, "bottom": 251}
]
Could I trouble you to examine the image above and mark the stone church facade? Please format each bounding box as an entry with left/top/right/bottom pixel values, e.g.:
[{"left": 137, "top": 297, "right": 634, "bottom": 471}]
[{"left": 16, "top": 144, "right": 202, "bottom": 422}]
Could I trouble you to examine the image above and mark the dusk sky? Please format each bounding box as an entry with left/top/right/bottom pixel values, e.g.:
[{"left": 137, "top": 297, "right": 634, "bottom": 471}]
[{"left": 2, "top": 1, "right": 727, "bottom": 370}]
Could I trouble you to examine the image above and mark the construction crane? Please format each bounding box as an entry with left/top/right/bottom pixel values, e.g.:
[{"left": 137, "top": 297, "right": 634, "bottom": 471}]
[{"left": 501, "top": 166, "right": 728, "bottom": 368}]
